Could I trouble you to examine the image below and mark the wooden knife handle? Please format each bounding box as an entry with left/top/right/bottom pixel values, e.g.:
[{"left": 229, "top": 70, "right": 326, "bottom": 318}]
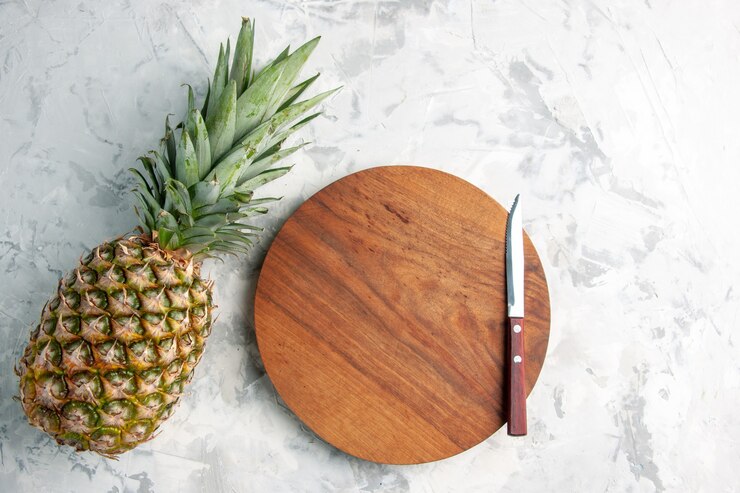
[{"left": 507, "top": 316, "right": 527, "bottom": 436}]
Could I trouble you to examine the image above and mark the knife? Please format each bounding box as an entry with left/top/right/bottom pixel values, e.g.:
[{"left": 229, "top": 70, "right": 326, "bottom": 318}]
[{"left": 505, "top": 194, "right": 527, "bottom": 436}]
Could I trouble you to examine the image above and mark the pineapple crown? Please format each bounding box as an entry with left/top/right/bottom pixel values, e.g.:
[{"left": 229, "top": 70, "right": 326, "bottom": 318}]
[{"left": 131, "top": 18, "right": 339, "bottom": 262}]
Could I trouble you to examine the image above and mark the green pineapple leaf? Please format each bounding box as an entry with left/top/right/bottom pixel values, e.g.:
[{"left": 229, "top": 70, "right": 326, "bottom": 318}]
[
  {"left": 241, "top": 206, "right": 269, "bottom": 217},
  {"left": 200, "top": 78, "right": 211, "bottom": 120},
  {"left": 244, "top": 196, "right": 281, "bottom": 206},
  {"left": 136, "top": 157, "right": 161, "bottom": 203},
  {"left": 175, "top": 130, "right": 199, "bottom": 187},
  {"left": 165, "top": 179, "right": 193, "bottom": 218},
  {"left": 266, "top": 37, "right": 320, "bottom": 115},
  {"left": 239, "top": 143, "right": 308, "bottom": 185},
  {"left": 275, "top": 45, "right": 291, "bottom": 63},
  {"left": 208, "top": 240, "right": 252, "bottom": 256},
  {"left": 186, "top": 84, "right": 196, "bottom": 116},
  {"left": 129, "top": 168, "right": 158, "bottom": 208},
  {"left": 206, "top": 80, "right": 237, "bottom": 162},
  {"left": 132, "top": 193, "right": 156, "bottom": 231},
  {"left": 151, "top": 151, "right": 173, "bottom": 186},
  {"left": 164, "top": 116, "right": 177, "bottom": 171},
  {"left": 278, "top": 73, "right": 320, "bottom": 112},
  {"left": 207, "top": 43, "right": 229, "bottom": 118},
  {"left": 237, "top": 166, "right": 292, "bottom": 193},
  {"left": 155, "top": 210, "right": 179, "bottom": 249},
  {"left": 191, "top": 179, "right": 220, "bottom": 209},
  {"left": 185, "top": 109, "right": 211, "bottom": 178},
  {"left": 234, "top": 60, "right": 285, "bottom": 139},
  {"left": 193, "top": 197, "right": 240, "bottom": 217},
  {"left": 194, "top": 213, "right": 229, "bottom": 229},
  {"left": 260, "top": 113, "right": 321, "bottom": 155},
  {"left": 219, "top": 222, "right": 263, "bottom": 232},
  {"left": 230, "top": 17, "right": 254, "bottom": 95},
  {"left": 210, "top": 88, "right": 337, "bottom": 187}
]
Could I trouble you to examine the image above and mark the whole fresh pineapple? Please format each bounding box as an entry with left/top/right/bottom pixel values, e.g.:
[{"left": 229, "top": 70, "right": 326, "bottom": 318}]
[{"left": 16, "top": 18, "right": 337, "bottom": 458}]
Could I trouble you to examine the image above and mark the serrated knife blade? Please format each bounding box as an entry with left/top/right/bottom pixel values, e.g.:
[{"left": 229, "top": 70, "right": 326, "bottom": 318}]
[
  {"left": 506, "top": 194, "right": 524, "bottom": 318},
  {"left": 505, "top": 194, "right": 527, "bottom": 436}
]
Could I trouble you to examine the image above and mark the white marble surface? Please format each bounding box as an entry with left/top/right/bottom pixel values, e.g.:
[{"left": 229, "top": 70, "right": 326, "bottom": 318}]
[{"left": 2, "top": 0, "right": 739, "bottom": 491}]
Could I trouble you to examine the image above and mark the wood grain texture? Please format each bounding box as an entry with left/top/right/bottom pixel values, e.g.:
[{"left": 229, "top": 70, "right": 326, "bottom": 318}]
[
  {"left": 507, "top": 317, "right": 527, "bottom": 436},
  {"left": 254, "top": 166, "right": 550, "bottom": 464}
]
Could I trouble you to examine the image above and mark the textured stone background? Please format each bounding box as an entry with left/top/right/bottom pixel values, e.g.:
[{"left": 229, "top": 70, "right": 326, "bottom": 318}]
[{"left": 2, "top": 0, "right": 739, "bottom": 491}]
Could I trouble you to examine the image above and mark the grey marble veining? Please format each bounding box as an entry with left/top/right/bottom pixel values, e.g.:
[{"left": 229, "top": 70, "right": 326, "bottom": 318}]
[{"left": 2, "top": 0, "right": 739, "bottom": 491}]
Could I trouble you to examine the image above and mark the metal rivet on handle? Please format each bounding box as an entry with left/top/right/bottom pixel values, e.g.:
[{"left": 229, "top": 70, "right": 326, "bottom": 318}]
[
  {"left": 513, "top": 355, "right": 522, "bottom": 363},
  {"left": 513, "top": 324, "right": 521, "bottom": 333}
]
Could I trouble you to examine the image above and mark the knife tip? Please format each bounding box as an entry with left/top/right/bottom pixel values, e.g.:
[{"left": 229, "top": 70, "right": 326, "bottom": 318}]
[{"left": 510, "top": 193, "right": 520, "bottom": 212}]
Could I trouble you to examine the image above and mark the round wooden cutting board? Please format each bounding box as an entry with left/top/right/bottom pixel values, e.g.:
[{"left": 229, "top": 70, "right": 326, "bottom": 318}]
[{"left": 254, "top": 166, "right": 550, "bottom": 464}]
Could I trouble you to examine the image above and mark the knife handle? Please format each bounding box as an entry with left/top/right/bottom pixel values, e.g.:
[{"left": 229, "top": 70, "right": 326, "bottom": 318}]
[{"left": 507, "top": 317, "right": 527, "bottom": 436}]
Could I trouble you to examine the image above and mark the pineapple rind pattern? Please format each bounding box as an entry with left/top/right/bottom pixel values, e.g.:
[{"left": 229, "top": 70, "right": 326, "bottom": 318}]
[{"left": 17, "top": 236, "right": 213, "bottom": 456}]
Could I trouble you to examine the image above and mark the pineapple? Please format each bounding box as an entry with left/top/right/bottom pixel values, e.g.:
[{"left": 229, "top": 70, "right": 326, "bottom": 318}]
[{"left": 16, "top": 18, "right": 338, "bottom": 458}]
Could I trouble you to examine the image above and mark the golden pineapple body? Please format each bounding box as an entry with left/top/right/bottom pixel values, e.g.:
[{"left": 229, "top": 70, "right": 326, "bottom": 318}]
[{"left": 18, "top": 236, "right": 212, "bottom": 456}]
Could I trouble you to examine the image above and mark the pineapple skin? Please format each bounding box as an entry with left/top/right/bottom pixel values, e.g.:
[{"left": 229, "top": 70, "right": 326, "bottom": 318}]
[{"left": 17, "top": 235, "right": 213, "bottom": 457}]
